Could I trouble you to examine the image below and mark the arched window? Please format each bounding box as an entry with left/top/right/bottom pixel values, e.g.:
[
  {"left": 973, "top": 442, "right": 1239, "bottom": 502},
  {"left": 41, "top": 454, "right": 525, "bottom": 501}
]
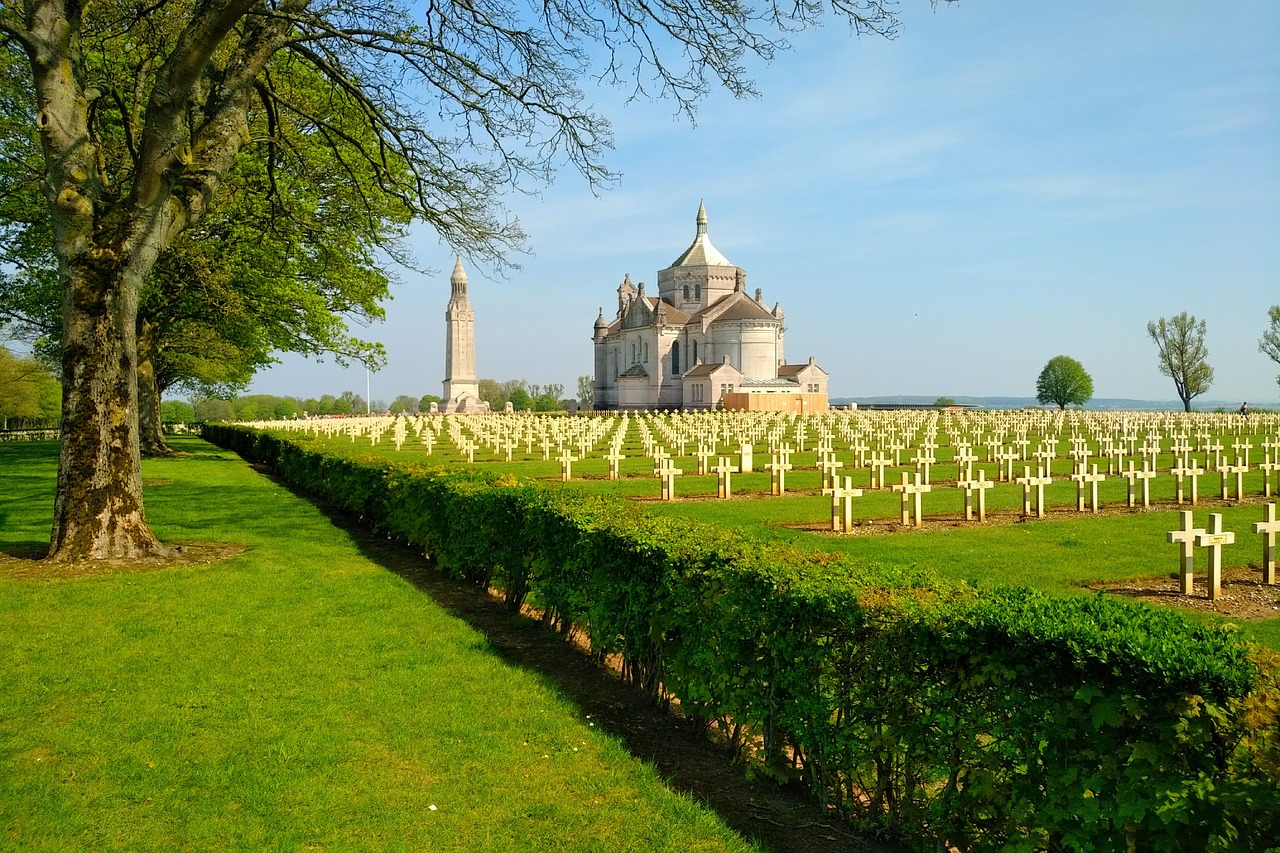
[
  {"left": 671, "top": 341, "right": 681, "bottom": 374},
  {"left": 683, "top": 284, "right": 690, "bottom": 300},
  {"left": 631, "top": 342, "right": 636, "bottom": 364},
  {"left": 695, "top": 284, "right": 701, "bottom": 300},
  {"left": 691, "top": 340, "right": 698, "bottom": 364}
]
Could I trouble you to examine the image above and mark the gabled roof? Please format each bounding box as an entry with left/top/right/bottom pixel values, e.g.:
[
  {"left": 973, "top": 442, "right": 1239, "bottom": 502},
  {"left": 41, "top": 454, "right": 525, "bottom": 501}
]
[
  {"left": 682, "top": 359, "right": 742, "bottom": 379},
  {"left": 669, "top": 201, "right": 734, "bottom": 268},
  {"left": 618, "top": 363, "right": 649, "bottom": 378},
  {"left": 689, "top": 290, "right": 780, "bottom": 327},
  {"left": 778, "top": 359, "right": 829, "bottom": 377}
]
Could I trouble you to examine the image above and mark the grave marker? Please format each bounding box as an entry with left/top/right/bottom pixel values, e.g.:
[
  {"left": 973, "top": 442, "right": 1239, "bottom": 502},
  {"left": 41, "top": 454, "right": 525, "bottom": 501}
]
[
  {"left": 1194, "top": 513, "right": 1235, "bottom": 600},
  {"left": 1253, "top": 503, "right": 1279, "bottom": 585},
  {"left": 1167, "top": 510, "right": 1205, "bottom": 595}
]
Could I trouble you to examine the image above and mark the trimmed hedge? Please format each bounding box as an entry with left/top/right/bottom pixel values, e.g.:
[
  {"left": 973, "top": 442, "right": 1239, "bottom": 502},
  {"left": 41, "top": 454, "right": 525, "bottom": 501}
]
[{"left": 206, "top": 424, "right": 1280, "bottom": 852}]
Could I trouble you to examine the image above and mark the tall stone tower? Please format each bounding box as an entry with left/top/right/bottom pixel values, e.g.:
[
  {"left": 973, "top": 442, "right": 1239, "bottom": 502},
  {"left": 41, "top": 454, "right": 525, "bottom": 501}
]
[{"left": 442, "top": 256, "right": 482, "bottom": 412}]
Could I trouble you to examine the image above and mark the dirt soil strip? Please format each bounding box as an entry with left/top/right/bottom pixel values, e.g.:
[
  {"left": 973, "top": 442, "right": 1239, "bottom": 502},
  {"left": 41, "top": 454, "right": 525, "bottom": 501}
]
[{"left": 310, "top": 503, "right": 903, "bottom": 853}]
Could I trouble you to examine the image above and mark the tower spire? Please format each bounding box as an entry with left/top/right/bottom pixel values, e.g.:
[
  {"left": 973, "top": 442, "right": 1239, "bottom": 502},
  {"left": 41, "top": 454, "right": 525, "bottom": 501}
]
[{"left": 696, "top": 200, "right": 708, "bottom": 236}]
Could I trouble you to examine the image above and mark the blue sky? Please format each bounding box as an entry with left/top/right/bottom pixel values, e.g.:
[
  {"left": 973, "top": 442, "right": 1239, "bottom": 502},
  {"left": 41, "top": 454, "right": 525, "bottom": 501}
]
[{"left": 249, "top": 2, "right": 1280, "bottom": 406}]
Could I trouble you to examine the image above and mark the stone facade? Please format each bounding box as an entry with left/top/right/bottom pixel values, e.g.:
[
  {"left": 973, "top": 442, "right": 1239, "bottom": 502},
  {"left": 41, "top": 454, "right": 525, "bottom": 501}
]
[
  {"left": 442, "top": 256, "right": 488, "bottom": 413},
  {"left": 592, "top": 203, "right": 829, "bottom": 411}
]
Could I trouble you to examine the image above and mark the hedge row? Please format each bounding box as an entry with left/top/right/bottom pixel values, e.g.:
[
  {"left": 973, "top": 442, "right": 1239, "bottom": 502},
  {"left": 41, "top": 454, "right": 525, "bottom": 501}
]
[{"left": 206, "top": 424, "right": 1280, "bottom": 852}]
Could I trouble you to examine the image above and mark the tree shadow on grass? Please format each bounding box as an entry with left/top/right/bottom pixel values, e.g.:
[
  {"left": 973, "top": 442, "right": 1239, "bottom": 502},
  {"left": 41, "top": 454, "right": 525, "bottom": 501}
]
[{"left": 285, "top": 482, "right": 902, "bottom": 853}]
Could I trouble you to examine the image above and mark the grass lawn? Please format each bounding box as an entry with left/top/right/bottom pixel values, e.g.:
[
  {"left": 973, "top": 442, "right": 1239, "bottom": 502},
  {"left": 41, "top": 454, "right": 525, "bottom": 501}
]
[{"left": 0, "top": 438, "right": 758, "bottom": 852}]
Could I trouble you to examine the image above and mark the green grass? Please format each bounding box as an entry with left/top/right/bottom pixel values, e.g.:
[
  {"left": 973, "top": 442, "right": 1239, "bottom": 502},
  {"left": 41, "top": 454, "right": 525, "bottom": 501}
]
[{"left": 0, "top": 438, "right": 757, "bottom": 852}]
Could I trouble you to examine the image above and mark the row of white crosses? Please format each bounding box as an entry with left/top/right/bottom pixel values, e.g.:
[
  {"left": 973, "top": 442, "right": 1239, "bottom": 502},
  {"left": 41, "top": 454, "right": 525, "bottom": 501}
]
[{"left": 1167, "top": 503, "right": 1279, "bottom": 600}]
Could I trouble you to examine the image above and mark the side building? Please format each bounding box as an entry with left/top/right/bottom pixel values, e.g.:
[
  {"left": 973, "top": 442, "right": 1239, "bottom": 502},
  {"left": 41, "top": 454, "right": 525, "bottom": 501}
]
[{"left": 592, "top": 203, "right": 829, "bottom": 412}]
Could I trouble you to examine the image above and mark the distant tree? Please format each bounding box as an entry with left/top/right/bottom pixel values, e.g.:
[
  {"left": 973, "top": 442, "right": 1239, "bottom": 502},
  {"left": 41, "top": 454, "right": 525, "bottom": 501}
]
[
  {"left": 577, "top": 375, "right": 594, "bottom": 409},
  {"left": 533, "top": 393, "right": 562, "bottom": 412},
  {"left": 1148, "top": 313, "right": 1214, "bottom": 412},
  {"left": 933, "top": 396, "right": 956, "bottom": 408},
  {"left": 1035, "top": 356, "right": 1094, "bottom": 410},
  {"left": 508, "top": 388, "right": 533, "bottom": 411},
  {"left": 1261, "top": 305, "right": 1280, "bottom": 390},
  {"left": 338, "top": 391, "right": 367, "bottom": 414},
  {"left": 0, "top": 346, "right": 59, "bottom": 428},
  {"left": 390, "top": 395, "right": 420, "bottom": 415},
  {"left": 544, "top": 383, "right": 565, "bottom": 402},
  {"left": 193, "top": 398, "right": 235, "bottom": 422},
  {"left": 160, "top": 401, "right": 196, "bottom": 424},
  {"left": 273, "top": 399, "right": 299, "bottom": 420},
  {"left": 419, "top": 394, "right": 442, "bottom": 413}
]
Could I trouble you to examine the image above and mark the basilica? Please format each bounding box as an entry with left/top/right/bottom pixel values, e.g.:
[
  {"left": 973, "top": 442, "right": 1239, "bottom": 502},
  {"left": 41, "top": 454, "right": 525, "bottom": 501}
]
[{"left": 592, "top": 203, "right": 829, "bottom": 412}]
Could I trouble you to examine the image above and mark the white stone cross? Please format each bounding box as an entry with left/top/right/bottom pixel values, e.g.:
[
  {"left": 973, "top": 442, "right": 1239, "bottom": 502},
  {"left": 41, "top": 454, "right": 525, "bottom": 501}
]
[
  {"left": 658, "top": 458, "right": 683, "bottom": 501},
  {"left": 953, "top": 445, "right": 977, "bottom": 482},
  {"left": 695, "top": 444, "right": 715, "bottom": 476},
  {"left": 818, "top": 452, "right": 845, "bottom": 491},
  {"left": 1253, "top": 503, "right": 1279, "bottom": 585},
  {"left": 1231, "top": 438, "right": 1253, "bottom": 467},
  {"left": 1072, "top": 464, "right": 1105, "bottom": 513},
  {"left": 558, "top": 449, "right": 577, "bottom": 482},
  {"left": 764, "top": 446, "right": 794, "bottom": 496},
  {"left": 891, "top": 471, "right": 932, "bottom": 528},
  {"left": 868, "top": 451, "right": 891, "bottom": 490},
  {"left": 1194, "top": 513, "right": 1235, "bottom": 600},
  {"left": 1221, "top": 459, "right": 1249, "bottom": 503},
  {"left": 711, "top": 456, "right": 739, "bottom": 499},
  {"left": 1260, "top": 461, "right": 1279, "bottom": 499},
  {"left": 958, "top": 470, "right": 995, "bottom": 522},
  {"left": 1121, "top": 461, "right": 1156, "bottom": 509},
  {"left": 605, "top": 447, "right": 625, "bottom": 481},
  {"left": 824, "top": 475, "right": 863, "bottom": 532},
  {"left": 1016, "top": 465, "right": 1053, "bottom": 519},
  {"left": 1167, "top": 510, "right": 1206, "bottom": 595}
]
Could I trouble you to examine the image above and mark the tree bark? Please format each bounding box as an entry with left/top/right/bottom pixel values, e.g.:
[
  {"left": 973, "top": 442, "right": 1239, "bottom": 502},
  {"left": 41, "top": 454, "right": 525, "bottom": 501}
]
[
  {"left": 137, "top": 317, "right": 174, "bottom": 457},
  {"left": 48, "top": 260, "right": 169, "bottom": 561}
]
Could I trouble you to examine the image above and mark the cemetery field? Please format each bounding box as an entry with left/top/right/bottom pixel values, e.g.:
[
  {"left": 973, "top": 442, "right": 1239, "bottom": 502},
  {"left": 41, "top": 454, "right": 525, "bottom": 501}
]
[
  {"left": 286, "top": 411, "right": 1280, "bottom": 650},
  {"left": 0, "top": 438, "right": 760, "bottom": 853}
]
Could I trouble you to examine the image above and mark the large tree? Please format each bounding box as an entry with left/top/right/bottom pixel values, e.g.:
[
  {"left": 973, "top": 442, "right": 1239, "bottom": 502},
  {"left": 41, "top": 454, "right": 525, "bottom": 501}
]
[
  {"left": 1035, "top": 355, "right": 1093, "bottom": 410},
  {"left": 1147, "top": 313, "right": 1213, "bottom": 412},
  {"left": 1, "top": 0, "right": 908, "bottom": 561},
  {"left": 1261, "top": 305, "right": 1280, "bottom": 390}
]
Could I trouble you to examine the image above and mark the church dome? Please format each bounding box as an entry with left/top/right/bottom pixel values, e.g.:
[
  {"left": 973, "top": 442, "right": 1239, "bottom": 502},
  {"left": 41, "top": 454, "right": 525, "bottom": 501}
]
[{"left": 669, "top": 201, "right": 733, "bottom": 268}]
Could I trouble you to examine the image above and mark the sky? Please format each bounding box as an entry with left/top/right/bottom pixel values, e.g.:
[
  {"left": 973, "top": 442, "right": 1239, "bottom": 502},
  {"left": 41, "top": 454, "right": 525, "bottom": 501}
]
[{"left": 247, "top": 2, "right": 1280, "bottom": 407}]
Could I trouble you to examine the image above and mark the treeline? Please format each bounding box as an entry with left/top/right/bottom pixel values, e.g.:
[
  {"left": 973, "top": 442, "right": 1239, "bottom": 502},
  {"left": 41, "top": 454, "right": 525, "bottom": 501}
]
[
  {"left": 0, "top": 347, "right": 60, "bottom": 429},
  {"left": 169, "top": 379, "right": 573, "bottom": 422}
]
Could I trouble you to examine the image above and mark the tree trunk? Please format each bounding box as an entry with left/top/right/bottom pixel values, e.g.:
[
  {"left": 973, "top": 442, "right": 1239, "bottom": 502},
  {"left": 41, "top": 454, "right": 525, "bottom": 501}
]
[
  {"left": 49, "top": 261, "right": 169, "bottom": 561},
  {"left": 137, "top": 318, "right": 174, "bottom": 457}
]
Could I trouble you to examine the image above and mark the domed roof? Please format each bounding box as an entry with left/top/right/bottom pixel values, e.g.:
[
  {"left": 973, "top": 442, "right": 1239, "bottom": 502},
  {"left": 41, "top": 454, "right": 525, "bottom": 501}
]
[{"left": 669, "top": 201, "right": 733, "bottom": 268}]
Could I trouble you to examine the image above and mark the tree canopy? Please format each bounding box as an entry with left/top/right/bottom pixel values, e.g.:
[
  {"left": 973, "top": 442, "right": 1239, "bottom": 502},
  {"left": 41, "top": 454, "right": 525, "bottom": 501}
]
[
  {"left": 1147, "top": 313, "right": 1213, "bottom": 412},
  {"left": 1261, "top": 305, "right": 1280, "bottom": 390},
  {"left": 1035, "top": 356, "right": 1093, "bottom": 410}
]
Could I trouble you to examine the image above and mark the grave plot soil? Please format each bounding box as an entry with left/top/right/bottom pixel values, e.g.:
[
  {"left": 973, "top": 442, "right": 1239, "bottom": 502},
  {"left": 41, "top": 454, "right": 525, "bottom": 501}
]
[
  {"left": 1087, "top": 565, "right": 1280, "bottom": 621},
  {"left": 0, "top": 542, "right": 247, "bottom": 580}
]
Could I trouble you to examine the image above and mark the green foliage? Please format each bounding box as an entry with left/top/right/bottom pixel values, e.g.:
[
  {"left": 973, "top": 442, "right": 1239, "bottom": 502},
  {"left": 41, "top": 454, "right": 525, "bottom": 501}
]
[
  {"left": 934, "top": 396, "right": 956, "bottom": 407},
  {"left": 159, "top": 400, "right": 196, "bottom": 423},
  {"left": 0, "top": 347, "right": 60, "bottom": 427},
  {"left": 1261, "top": 305, "right": 1280, "bottom": 389},
  {"left": 1035, "top": 355, "right": 1093, "bottom": 410},
  {"left": 206, "top": 424, "right": 1280, "bottom": 852}
]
